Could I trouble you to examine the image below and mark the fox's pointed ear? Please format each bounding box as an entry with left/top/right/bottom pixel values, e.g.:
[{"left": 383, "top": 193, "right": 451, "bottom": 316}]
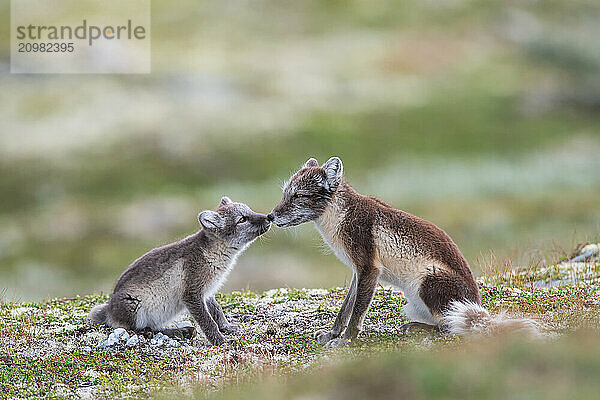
[
  {"left": 219, "top": 196, "right": 232, "bottom": 207},
  {"left": 302, "top": 158, "right": 319, "bottom": 169},
  {"left": 322, "top": 157, "right": 343, "bottom": 190},
  {"left": 198, "top": 210, "right": 224, "bottom": 230}
]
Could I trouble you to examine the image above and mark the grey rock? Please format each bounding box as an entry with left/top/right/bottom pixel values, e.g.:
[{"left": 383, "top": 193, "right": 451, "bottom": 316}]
[
  {"left": 98, "top": 336, "right": 119, "bottom": 348},
  {"left": 111, "top": 328, "right": 130, "bottom": 341},
  {"left": 125, "top": 335, "right": 140, "bottom": 347},
  {"left": 98, "top": 328, "right": 131, "bottom": 348},
  {"left": 150, "top": 332, "right": 169, "bottom": 346}
]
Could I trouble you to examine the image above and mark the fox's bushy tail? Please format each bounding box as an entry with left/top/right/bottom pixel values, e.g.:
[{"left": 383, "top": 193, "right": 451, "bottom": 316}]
[
  {"left": 88, "top": 303, "right": 108, "bottom": 325},
  {"left": 442, "top": 300, "right": 540, "bottom": 337}
]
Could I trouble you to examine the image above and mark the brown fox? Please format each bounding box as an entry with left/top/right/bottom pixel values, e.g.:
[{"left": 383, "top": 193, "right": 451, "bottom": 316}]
[{"left": 268, "top": 157, "right": 537, "bottom": 347}]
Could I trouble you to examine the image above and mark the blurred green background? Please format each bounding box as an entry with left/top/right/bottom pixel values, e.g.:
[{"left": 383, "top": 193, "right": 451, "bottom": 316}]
[{"left": 1, "top": 0, "right": 599, "bottom": 301}]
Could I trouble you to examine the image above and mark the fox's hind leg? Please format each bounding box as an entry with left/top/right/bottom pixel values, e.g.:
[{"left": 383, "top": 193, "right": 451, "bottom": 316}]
[
  {"left": 134, "top": 325, "right": 197, "bottom": 340},
  {"left": 399, "top": 285, "right": 441, "bottom": 335},
  {"left": 106, "top": 291, "right": 140, "bottom": 330},
  {"left": 401, "top": 296, "right": 438, "bottom": 325}
]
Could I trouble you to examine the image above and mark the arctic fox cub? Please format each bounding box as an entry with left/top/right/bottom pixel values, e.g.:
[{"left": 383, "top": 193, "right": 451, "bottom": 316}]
[
  {"left": 89, "top": 197, "right": 271, "bottom": 345},
  {"left": 268, "top": 157, "right": 537, "bottom": 346}
]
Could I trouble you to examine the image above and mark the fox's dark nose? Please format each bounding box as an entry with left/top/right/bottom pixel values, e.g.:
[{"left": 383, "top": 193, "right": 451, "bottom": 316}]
[{"left": 267, "top": 213, "right": 274, "bottom": 222}]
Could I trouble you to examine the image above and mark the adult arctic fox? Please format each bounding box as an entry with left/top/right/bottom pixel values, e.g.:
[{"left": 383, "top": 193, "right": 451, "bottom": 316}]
[
  {"left": 268, "top": 157, "right": 537, "bottom": 347},
  {"left": 89, "top": 197, "right": 271, "bottom": 345}
]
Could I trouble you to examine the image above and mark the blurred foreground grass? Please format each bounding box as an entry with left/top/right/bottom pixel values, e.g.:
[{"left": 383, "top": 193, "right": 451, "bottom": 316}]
[{"left": 213, "top": 331, "right": 600, "bottom": 400}]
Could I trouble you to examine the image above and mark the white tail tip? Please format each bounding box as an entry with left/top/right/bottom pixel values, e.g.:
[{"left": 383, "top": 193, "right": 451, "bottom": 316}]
[{"left": 442, "top": 300, "right": 540, "bottom": 338}]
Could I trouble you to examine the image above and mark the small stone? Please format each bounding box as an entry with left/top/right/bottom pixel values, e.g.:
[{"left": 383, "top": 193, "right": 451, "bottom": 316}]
[
  {"left": 82, "top": 346, "right": 92, "bottom": 352},
  {"left": 150, "top": 332, "right": 169, "bottom": 346},
  {"left": 98, "top": 329, "right": 131, "bottom": 348},
  {"left": 111, "top": 328, "right": 130, "bottom": 341},
  {"left": 126, "top": 335, "right": 140, "bottom": 347},
  {"left": 98, "top": 336, "right": 119, "bottom": 348}
]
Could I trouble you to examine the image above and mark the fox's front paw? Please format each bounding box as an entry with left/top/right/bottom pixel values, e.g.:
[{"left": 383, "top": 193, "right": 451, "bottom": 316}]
[
  {"left": 314, "top": 329, "right": 338, "bottom": 344},
  {"left": 209, "top": 333, "right": 227, "bottom": 346},
  {"left": 325, "top": 337, "right": 349, "bottom": 349},
  {"left": 220, "top": 322, "right": 241, "bottom": 335}
]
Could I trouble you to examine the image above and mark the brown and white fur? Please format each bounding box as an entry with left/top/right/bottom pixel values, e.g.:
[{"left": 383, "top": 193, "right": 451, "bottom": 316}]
[
  {"left": 269, "top": 157, "right": 538, "bottom": 347},
  {"left": 89, "top": 197, "right": 271, "bottom": 345}
]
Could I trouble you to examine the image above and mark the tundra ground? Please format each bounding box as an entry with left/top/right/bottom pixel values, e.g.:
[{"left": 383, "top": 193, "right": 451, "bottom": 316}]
[{"left": 1, "top": 248, "right": 599, "bottom": 399}]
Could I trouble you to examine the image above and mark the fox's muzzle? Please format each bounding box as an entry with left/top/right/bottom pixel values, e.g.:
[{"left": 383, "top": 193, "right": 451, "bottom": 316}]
[
  {"left": 258, "top": 222, "right": 271, "bottom": 235},
  {"left": 269, "top": 213, "right": 303, "bottom": 228}
]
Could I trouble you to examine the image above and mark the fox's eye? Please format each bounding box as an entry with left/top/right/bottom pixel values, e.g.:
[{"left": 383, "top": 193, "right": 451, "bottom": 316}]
[
  {"left": 237, "top": 216, "right": 247, "bottom": 224},
  {"left": 293, "top": 193, "right": 308, "bottom": 199}
]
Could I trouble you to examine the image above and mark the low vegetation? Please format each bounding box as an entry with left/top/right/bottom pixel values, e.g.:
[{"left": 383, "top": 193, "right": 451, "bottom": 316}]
[{"left": 1, "top": 246, "right": 599, "bottom": 399}]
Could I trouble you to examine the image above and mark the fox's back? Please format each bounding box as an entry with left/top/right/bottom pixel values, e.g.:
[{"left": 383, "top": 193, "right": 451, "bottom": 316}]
[
  {"left": 112, "top": 234, "right": 198, "bottom": 295},
  {"left": 372, "top": 204, "right": 471, "bottom": 275},
  {"left": 323, "top": 187, "right": 477, "bottom": 293}
]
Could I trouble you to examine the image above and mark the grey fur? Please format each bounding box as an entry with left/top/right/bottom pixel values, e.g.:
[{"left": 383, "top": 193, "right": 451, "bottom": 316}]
[
  {"left": 89, "top": 303, "right": 108, "bottom": 325},
  {"left": 88, "top": 197, "right": 270, "bottom": 345},
  {"left": 314, "top": 273, "right": 356, "bottom": 343}
]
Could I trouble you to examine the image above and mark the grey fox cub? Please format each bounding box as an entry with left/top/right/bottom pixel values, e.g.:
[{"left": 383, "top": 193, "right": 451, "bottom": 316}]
[
  {"left": 269, "top": 157, "right": 537, "bottom": 346},
  {"left": 89, "top": 197, "right": 271, "bottom": 345}
]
